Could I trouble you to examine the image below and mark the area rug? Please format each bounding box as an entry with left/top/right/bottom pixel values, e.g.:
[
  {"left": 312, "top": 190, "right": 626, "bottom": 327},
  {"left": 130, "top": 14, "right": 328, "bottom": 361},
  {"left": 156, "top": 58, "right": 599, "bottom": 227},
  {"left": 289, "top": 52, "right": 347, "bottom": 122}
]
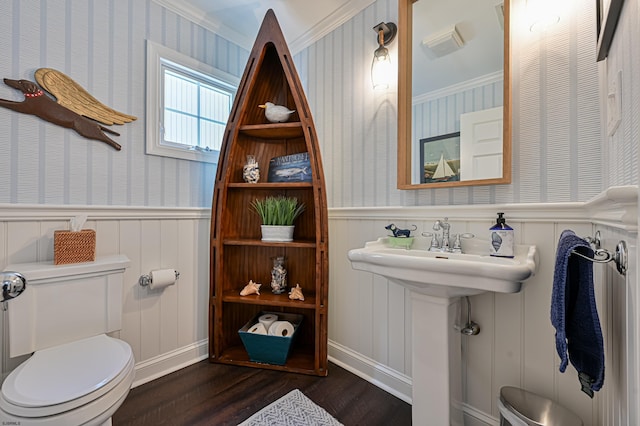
[{"left": 238, "top": 389, "right": 343, "bottom": 426}]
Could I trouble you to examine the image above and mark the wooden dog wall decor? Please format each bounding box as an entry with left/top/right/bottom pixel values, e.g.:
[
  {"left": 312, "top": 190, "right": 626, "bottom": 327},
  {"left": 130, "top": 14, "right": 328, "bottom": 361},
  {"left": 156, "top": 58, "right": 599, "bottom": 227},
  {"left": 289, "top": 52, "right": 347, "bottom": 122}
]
[{"left": 0, "top": 68, "right": 137, "bottom": 150}]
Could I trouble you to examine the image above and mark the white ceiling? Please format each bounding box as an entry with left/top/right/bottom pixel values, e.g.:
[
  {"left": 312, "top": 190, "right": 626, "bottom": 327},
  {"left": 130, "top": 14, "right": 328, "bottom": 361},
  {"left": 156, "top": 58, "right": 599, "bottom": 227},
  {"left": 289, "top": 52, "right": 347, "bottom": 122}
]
[
  {"left": 156, "top": 0, "right": 504, "bottom": 98},
  {"left": 155, "top": 0, "right": 375, "bottom": 53}
]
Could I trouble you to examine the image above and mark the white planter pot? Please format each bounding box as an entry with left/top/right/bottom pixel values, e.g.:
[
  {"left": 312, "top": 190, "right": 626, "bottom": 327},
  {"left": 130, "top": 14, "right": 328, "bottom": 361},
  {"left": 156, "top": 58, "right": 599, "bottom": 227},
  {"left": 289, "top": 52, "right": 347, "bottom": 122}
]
[{"left": 260, "top": 225, "right": 295, "bottom": 242}]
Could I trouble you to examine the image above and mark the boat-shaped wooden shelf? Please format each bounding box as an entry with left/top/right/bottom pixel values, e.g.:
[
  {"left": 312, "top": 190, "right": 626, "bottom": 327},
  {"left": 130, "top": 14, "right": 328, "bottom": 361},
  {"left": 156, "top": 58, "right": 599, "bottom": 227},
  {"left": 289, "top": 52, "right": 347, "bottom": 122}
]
[{"left": 209, "top": 9, "right": 329, "bottom": 376}]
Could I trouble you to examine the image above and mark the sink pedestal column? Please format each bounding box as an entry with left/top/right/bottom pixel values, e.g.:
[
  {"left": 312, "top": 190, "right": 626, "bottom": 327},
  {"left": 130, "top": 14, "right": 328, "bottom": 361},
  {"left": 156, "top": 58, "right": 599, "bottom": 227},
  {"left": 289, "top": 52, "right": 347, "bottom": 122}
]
[{"left": 411, "top": 292, "right": 463, "bottom": 426}]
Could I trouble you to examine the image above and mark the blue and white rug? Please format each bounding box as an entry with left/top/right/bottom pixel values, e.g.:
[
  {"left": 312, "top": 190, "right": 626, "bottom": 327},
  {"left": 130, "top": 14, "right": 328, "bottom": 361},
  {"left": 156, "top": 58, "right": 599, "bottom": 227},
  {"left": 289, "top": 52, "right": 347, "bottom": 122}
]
[{"left": 238, "top": 389, "right": 343, "bottom": 426}]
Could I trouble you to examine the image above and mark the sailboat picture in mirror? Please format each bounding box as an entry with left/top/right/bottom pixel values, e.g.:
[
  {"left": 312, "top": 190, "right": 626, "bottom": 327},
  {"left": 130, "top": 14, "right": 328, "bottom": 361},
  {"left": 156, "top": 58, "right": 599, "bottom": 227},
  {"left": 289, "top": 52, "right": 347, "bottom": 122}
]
[{"left": 419, "top": 132, "right": 460, "bottom": 183}]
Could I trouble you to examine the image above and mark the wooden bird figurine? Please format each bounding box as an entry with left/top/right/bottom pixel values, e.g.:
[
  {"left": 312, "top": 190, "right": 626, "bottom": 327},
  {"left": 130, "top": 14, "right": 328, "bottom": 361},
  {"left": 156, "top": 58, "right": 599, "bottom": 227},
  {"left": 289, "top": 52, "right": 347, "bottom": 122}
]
[
  {"left": 258, "top": 102, "right": 295, "bottom": 123},
  {"left": 0, "top": 68, "right": 137, "bottom": 150}
]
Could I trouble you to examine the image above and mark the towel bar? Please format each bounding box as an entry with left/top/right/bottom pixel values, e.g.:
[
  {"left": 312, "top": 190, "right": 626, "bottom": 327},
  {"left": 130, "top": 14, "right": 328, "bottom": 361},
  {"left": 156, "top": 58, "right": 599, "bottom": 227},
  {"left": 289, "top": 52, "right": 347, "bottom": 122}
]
[{"left": 572, "top": 231, "right": 627, "bottom": 275}]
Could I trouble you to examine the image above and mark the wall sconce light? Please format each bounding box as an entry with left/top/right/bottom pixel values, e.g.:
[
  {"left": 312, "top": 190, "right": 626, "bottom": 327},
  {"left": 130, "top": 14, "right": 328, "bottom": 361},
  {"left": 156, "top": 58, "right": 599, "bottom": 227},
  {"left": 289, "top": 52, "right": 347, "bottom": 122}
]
[
  {"left": 371, "top": 22, "right": 397, "bottom": 90},
  {"left": 527, "top": 0, "right": 560, "bottom": 32}
]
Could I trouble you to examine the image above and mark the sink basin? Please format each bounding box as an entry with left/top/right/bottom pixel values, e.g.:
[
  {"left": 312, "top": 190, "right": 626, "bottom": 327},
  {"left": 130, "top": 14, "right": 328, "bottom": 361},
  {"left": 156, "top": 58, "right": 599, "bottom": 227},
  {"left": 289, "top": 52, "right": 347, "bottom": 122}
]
[
  {"left": 348, "top": 237, "right": 538, "bottom": 298},
  {"left": 348, "top": 236, "right": 538, "bottom": 425}
]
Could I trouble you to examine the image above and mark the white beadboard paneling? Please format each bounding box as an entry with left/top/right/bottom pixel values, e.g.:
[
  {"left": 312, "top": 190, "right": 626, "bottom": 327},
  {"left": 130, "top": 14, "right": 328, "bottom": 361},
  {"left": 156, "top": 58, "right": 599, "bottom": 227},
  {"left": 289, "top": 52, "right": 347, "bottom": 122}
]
[
  {"left": 159, "top": 220, "right": 180, "bottom": 355},
  {"left": 140, "top": 220, "right": 163, "bottom": 360},
  {"left": 177, "top": 219, "right": 198, "bottom": 346},
  {"left": 520, "top": 222, "right": 556, "bottom": 392},
  {"left": 0, "top": 193, "right": 636, "bottom": 424},
  {"left": 327, "top": 189, "right": 636, "bottom": 425},
  {"left": 0, "top": 206, "right": 210, "bottom": 388},
  {"left": 119, "top": 220, "right": 143, "bottom": 362}
]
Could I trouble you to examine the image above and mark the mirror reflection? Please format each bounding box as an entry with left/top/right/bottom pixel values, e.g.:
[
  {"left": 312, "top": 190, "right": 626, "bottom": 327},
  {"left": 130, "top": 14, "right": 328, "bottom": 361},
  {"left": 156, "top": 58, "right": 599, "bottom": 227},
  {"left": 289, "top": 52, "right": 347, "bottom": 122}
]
[{"left": 398, "top": 0, "right": 511, "bottom": 189}]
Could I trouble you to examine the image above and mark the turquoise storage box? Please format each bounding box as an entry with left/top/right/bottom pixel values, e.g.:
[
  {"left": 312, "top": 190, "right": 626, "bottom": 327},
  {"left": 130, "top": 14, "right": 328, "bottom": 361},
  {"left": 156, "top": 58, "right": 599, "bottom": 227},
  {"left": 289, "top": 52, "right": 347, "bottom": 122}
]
[{"left": 238, "top": 311, "right": 303, "bottom": 365}]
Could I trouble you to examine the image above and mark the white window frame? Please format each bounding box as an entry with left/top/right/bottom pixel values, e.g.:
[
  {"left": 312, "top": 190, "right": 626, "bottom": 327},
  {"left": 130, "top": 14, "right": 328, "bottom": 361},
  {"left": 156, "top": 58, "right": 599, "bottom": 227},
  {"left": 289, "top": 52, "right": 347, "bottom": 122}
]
[{"left": 146, "top": 40, "right": 239, "bottom": 163}]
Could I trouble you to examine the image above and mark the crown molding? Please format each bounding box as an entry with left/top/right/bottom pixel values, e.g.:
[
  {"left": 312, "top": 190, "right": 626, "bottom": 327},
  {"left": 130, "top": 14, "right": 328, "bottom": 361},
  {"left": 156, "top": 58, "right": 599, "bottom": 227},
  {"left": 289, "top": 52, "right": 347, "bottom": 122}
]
[
  {"left": 288, "top": 0, "right": 376, "bottom": 54},
  {"left": 152, "top": 0, "right": 375, "bottom": 54},
  {"left": 152, "top": 0, "right": 253, "bottom": 49},
  {"left": 413, "top": 71, "right": 504, "bottom": 105}
]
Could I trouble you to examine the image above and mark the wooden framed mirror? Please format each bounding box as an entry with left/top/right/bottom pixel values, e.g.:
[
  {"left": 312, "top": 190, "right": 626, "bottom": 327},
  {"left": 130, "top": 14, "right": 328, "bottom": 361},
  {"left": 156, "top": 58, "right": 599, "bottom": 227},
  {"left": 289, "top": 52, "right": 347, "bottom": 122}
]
[{"left": 398, "top": 0, "right": 511, "bottom": 189}]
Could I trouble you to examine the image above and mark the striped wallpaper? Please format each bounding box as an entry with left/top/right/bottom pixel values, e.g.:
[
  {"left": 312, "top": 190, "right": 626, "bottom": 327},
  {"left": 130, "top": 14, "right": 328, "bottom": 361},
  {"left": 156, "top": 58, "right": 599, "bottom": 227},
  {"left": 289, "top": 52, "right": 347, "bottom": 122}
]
[
  {"left": 0, "top": 0, "right": 248, "bottom": 207},
  {"left": 0, "top": 0, "right": 630, "bottom": 209},
  {"left": 297, "top": 0, "right": 611, "bottom": 207}
]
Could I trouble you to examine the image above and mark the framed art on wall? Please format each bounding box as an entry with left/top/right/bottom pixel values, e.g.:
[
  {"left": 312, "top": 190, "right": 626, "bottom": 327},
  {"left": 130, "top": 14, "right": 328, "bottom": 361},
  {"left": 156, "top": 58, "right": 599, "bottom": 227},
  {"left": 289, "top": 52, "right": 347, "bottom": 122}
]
[
  {"left": 419, "top": 132, "right": 460, "bottom": 184},
  {"left": 597, "top": 0, "right": 624, "bottom": 61}
]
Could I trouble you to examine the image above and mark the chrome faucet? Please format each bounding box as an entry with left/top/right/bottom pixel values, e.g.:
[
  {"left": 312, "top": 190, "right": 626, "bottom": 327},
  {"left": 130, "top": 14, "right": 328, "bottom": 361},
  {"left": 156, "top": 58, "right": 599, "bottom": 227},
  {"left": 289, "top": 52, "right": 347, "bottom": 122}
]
[
  {"left": 422, "top": 218, "right": 451, "bottom": 252},
  {"left": 433, "top": 218, "right": 451, "bottom": 252},
  {"left": 422, "top": 219, "right": 475, "bottom": 253}
]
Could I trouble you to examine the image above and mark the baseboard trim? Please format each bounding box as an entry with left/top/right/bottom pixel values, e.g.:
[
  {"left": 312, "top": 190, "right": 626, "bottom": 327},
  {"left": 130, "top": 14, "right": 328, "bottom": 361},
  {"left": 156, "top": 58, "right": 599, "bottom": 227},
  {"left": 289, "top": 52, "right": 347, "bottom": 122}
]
[
  {"left": 132, "top": 339, "right": 209, "bottom": 388},
  {"left": 328, "top": 340, "right": 412, "bottom": 404},
  {"left": 462, "top": 402, "right": 500, "bottom": 426}
]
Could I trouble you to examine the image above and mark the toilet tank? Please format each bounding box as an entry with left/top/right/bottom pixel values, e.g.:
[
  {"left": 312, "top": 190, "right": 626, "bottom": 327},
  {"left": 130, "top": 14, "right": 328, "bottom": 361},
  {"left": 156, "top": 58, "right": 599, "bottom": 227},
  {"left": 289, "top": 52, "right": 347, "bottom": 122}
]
[{"left": 3, "top": 255, "right": 130, "bottom": 358}]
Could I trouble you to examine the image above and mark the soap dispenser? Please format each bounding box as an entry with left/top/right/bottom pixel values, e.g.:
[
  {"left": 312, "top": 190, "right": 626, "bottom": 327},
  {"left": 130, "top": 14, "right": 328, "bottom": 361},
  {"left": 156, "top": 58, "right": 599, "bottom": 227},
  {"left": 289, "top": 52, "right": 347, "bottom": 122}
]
[{"left": 490, "top": 212, "right": 514, "bottom": 258}]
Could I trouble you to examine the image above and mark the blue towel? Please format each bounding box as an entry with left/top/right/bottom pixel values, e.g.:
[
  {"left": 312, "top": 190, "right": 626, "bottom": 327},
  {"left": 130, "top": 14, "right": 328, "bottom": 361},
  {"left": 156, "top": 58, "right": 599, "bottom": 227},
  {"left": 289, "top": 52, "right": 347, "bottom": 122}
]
[{"left": 551, "top": 230, "right": 604, "bottom": 397}]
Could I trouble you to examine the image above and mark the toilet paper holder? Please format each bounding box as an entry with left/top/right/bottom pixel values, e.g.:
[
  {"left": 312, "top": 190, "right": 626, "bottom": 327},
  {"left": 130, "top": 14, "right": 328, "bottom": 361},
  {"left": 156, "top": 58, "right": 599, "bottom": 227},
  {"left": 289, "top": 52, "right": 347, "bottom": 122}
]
[{"left": 138, "top": 269, "right": 180, "bottom": 287}]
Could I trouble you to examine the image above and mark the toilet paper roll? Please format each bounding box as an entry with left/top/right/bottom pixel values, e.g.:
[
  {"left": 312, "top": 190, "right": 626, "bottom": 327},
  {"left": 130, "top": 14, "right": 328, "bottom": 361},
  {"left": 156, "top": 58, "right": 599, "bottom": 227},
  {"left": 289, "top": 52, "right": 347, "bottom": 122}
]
[
  {"left": 258, "top": 314, "right": 278, "bottom": 331},
  {"left": 149, "top": 269, "right": 177, "bottom": 290},
  {"left": 248, "top": 323, "right": 267, "bottom": 334},
  {"left": 268, "top": 320, "right": 295, "bottom": 337}
]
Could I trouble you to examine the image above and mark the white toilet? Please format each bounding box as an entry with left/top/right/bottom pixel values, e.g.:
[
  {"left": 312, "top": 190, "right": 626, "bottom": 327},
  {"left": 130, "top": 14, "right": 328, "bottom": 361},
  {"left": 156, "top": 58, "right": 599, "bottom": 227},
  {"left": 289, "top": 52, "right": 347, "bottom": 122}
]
[{"left": 0, "top": 255, "right": 135, "bottom": 426}]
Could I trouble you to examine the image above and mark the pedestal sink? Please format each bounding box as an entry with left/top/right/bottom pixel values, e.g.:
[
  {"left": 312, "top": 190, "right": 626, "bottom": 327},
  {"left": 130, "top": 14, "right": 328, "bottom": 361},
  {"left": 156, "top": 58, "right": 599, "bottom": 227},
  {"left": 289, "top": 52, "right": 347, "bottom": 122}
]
[{"left": 348, "top": 237, "right": 538, "bottom": 426}]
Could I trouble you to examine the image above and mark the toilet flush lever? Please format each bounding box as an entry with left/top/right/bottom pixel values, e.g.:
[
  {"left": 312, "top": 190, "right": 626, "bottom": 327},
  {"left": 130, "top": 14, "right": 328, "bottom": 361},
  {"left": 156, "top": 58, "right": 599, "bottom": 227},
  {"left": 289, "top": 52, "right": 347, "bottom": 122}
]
[{"left": 1, "top": 271, "right": 26, "bottom": 303}]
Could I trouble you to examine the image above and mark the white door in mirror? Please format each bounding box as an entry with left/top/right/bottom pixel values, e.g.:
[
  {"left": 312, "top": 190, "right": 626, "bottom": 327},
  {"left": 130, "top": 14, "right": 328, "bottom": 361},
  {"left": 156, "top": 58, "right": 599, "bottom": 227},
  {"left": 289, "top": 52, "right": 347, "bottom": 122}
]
[{"left": 460, "top": 106, "right": 503, "bottom": 180}]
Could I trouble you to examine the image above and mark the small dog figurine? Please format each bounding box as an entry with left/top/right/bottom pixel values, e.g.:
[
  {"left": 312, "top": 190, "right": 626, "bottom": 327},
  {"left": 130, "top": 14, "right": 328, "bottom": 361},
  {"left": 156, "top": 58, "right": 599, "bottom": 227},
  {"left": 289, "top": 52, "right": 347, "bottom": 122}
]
[{"left": 385, "top": 223, "right": 417, "bottom": 238}]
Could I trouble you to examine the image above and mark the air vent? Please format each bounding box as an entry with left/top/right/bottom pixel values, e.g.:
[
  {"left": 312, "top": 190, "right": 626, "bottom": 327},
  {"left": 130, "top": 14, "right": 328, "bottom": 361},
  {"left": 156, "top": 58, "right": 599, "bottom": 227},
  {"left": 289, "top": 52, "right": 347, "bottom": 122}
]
[{"left": 422, "top": 26, "right": 465, "bottom": 58}]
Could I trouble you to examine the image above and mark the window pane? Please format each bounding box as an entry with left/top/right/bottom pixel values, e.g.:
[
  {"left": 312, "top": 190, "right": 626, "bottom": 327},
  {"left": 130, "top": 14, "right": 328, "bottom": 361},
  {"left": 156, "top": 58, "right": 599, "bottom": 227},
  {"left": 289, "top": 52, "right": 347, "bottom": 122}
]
[
  {"left": 200, "top": 120, "right": 225, "bottom": 151},
  {"left": 200, "top": 86, "right": 231, "bottom": 123},
  {"left": 159, "top": 61, "right": 235, "bottom": 155},
  {"left": 164, "top": 110, "right": 198, "bottom": 146},
  {"left": 164, "top": 71, "right": 198, "bottom": 115}
]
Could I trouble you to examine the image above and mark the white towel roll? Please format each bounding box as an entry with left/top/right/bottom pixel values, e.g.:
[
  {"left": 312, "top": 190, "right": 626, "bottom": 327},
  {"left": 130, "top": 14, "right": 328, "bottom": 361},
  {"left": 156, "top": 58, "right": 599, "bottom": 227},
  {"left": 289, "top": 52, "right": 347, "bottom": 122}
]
[
  {"left": 259, "top": 314, "right": 278, "bottom": 331},
  {"left": 248, "top": 323, "right": 267, "bottom": 335},
  {"left": 268, "top": 320, "right": 294, "bottom": 337}
]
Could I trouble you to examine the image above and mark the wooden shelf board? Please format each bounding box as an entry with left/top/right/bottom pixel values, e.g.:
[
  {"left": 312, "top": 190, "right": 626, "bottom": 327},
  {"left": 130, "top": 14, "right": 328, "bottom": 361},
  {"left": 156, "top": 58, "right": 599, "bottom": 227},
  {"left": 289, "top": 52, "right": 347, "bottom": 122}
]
[
  {"left": 212, "top": 345, "right": 326, "bottom": 376},
  {"left": 227, "top": 182, "right": 313, "bottom": 189},
  {"left": 223, "top": 291, "right": 316, "bottom": 309},
  {"left": 223, "top": 238, "right": 316, "bottom": 248},
  {"left": 239, "top": 123, "right": 304, "bottom": 139}
]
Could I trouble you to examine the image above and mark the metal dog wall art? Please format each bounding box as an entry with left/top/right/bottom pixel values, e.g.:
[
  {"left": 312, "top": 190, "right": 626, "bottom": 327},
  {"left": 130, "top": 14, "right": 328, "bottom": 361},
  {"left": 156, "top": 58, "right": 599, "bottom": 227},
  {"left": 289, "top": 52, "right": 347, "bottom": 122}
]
[
  {"left": 385, "top": 223, "right": 417, "bottom": 238},
  {"left": 0, "top": 68, "right": 136, "bottom": 150}
]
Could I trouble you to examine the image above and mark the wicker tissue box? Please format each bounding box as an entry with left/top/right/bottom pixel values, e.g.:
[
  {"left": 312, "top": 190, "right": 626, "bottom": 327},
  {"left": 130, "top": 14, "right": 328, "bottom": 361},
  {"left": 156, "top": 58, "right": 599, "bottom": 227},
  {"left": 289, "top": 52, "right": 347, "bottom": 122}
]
[{"left": 54, "top": 229, "right": 96, "bottom": 265}]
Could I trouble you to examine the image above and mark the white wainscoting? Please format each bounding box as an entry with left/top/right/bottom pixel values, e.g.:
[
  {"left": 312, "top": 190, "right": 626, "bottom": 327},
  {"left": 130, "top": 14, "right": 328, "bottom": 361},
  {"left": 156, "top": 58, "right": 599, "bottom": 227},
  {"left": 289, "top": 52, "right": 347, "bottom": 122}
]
[
  {"left": 327, "top": 186, "right": 638, "bottom": 426},
  {"left": 0, "top": 204, "right": 211, "bottom": 387},
  {"left": 0, "top": 187, "right": 637, "bottom": 425}
]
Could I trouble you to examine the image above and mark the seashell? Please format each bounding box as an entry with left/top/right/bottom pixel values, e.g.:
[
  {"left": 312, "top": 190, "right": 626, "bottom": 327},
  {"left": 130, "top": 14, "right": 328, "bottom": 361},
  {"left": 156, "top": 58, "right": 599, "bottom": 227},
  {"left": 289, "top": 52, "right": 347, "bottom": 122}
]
[
  {"left": 240, "top": 280, "right": 261, "bottom": 296},
  {"left": 491, "top": 232, "right": 503, "bottom": 251},
  {"left": 288, "top": 283, "right": 304, "bottom": 301}
]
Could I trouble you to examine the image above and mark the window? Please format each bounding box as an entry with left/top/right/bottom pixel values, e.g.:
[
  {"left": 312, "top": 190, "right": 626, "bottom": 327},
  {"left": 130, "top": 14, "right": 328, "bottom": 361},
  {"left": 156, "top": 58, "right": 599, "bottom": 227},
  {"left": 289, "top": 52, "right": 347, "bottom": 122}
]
[{"left": 146, "top": 40, "right": 239, "bottom": 162}]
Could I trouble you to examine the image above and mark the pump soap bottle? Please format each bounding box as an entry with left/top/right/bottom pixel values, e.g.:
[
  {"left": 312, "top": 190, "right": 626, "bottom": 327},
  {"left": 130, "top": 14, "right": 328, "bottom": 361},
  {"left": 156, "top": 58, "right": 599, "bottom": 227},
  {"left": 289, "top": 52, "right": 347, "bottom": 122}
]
[{"left": 490, "top": 212, "right": 514, "bottom": 258}]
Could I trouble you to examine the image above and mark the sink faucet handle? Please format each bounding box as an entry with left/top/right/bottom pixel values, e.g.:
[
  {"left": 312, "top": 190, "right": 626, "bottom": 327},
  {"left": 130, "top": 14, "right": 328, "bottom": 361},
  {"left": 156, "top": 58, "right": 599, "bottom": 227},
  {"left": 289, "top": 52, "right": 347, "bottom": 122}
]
[
  {"left": 421, "top": 231, "right": 440, "bottom": 251},
  {"left": 451, "top": 233, "right": 475, "bottom": 253}
]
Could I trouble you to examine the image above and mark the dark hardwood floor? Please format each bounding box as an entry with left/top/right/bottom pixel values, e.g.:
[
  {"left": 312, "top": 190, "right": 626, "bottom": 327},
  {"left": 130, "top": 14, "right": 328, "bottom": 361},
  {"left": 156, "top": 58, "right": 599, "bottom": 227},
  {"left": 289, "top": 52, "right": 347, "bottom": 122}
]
[{"left": 113, "top": 360, "right": 411, "bottom": 425}]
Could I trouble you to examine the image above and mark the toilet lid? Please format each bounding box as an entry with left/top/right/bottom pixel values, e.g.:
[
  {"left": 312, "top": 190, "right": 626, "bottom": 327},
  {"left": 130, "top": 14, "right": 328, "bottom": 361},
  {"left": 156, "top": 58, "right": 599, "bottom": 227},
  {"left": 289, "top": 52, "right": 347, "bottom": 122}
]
[{"left": 2, "top": 334, "right": 133, "bottom": 407}]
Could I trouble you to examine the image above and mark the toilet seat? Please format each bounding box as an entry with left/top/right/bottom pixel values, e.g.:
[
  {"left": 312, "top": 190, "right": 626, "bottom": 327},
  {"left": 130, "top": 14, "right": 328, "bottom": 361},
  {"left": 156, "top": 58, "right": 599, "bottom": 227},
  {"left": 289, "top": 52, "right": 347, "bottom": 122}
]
[{"left": 0, "top": 334, "right": 134, "bottom": 419}]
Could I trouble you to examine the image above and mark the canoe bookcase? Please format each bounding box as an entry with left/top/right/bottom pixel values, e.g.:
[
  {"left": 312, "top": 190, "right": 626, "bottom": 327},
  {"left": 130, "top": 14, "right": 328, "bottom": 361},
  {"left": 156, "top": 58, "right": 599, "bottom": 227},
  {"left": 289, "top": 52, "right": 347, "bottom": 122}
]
[{"left": 209, "top": 10, "right": 329, "bottom": 376}]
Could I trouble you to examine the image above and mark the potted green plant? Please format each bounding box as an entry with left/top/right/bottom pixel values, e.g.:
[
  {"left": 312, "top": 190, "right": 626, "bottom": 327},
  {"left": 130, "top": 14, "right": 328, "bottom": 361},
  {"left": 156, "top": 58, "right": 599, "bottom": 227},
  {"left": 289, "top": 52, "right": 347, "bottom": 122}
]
[{"left": 251, "top": 195, "right": 305, "bottom": 242}]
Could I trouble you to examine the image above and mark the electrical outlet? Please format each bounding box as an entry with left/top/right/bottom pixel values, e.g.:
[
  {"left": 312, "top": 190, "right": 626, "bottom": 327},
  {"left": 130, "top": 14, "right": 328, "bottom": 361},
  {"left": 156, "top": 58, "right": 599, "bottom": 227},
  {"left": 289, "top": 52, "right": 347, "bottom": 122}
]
[{"left": 607, "top": 70, "right": 622, "bottom": 137}]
